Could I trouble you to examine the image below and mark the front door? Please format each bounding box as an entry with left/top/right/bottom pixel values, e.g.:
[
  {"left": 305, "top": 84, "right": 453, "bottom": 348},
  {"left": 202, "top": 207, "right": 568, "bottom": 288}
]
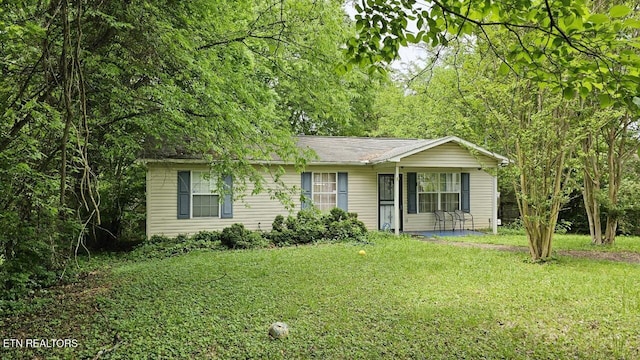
[{"left": 378, "top": 174, "right": 403, "bottom": 231}]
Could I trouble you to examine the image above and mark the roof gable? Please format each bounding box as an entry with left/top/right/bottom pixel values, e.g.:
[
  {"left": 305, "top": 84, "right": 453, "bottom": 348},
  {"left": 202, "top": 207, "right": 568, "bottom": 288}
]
[{"left": 295, "top": 135, "right": 508, "bottom": 165}]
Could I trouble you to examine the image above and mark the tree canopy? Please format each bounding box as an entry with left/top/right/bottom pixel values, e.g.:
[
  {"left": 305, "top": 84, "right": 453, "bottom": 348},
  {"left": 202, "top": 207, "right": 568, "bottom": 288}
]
[
  {"left": 350, "top": 0, "right": 640, "bottom": 260},
  {"left": 0, "top": 0, "right": 379, "bottom": 300}
]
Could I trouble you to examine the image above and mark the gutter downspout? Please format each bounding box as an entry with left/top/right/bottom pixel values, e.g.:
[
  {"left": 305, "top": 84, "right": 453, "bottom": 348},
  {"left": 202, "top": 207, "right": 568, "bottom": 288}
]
[
  {"left": 394, "top": 164, "right": 400, "bottom": 236},
  {"left": 492, "top": 172, "right": 498, "bottom": 234}
]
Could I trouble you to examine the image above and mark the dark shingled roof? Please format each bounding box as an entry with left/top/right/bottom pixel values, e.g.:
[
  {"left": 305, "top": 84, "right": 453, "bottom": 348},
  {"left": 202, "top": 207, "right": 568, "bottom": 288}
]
[
  {"left": 294, "top": 136, "right": 438, "bottom": 164},
  {"left": 142, "top": 135, "right": 509, "bottom": 165}
]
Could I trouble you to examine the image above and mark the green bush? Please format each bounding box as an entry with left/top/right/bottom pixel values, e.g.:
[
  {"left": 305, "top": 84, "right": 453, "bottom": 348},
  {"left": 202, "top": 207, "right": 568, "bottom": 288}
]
[
  {"left": 272, "top": 215, "right": 285, "bottom": 232},
  {"left": 325, "top": 211, "right": 368, "bottom": 241},
  {"left": 190, "top": 231, "right": 220, "bottom": 243},
  {"left": 268, "top": 207, "right": 368, "bottom": 245},
  {"left": 287, "top": 208, "right": 326, "bottom": 244},
  {"left": 148, "top": 234, "right": 174, "bottom": 244},
  {"left": 129, "top": 231, "right": 223, "bottom": 259},
  {"left": 220, "top": 224, "right": 268, "bottom": 249}
]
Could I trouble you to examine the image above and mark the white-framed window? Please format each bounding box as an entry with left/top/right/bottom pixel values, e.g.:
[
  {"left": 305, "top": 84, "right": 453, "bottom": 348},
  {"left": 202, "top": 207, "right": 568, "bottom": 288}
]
[
  {"left": 191, "top": 171, "right": 219, "bottom": 218},
  {"left": 313, "top": 172, "right": 337, "bottom": 211},
  {"left": 417, "top": 172, "right": 460, "bottom": 212}
]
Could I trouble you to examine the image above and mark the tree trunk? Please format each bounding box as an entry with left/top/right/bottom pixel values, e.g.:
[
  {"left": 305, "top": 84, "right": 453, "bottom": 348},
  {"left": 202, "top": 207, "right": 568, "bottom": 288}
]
[
  {"left": 525, "top": 222, "right": 555, "bottom": 260},
  {"left": 583, "top": 180, "right": 603, "bottom": 244},
  {"left": 604, "top": 217, "right": 618, "bottom": 245},
  {"left": 582, "top": 133, "right": 603, "bottom": 244},
  {"left": 602, "top": 120, "right": 624, "bottom": 245}
]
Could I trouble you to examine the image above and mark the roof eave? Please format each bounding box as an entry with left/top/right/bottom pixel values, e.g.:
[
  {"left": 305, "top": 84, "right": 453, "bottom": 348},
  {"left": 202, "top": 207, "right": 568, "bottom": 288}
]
[{"left": 140, "top": 158, "right": 371, "bottom": 166}]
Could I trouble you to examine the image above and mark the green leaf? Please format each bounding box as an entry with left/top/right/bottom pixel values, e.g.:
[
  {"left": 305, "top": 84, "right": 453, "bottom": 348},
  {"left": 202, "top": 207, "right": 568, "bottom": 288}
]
[
  {"left": 578, "top": 86, "right": 589, "bottom": 98},
  {"left": 609, "top": 5, "right": 631, "bottom": 18},
  {"left": 623, "top": 18, "right": 640, "bottom": 29},
  {"left": 405, "top": 33, "right": 416, "bottom": 43},
  {"left": 562, "top": 87, "right": 575, "bottom": 99},
  {"left": 498, "top": 62, "right": 510, "bottom": 76},
  {"left": 588, "top": 14, "right": 609, "bottom": 25},
  {"left": 598, "top": 93, "right": 612, "bottom": 108},
  {"left": 563, "top": 14, "right": 575, "bottom": 27},
  {"left": 633, "top": 96, "right": 640, "bottom": 109}
]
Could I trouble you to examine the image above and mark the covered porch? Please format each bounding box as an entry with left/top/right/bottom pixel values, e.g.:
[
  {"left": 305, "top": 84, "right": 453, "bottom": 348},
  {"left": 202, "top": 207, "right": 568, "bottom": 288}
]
[{"left": 372, "top": 138, "right": 507, "bottom": 236}]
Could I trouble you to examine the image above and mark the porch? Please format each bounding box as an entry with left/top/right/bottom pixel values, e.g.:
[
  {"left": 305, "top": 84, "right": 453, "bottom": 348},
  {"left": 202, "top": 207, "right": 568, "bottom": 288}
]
[{"left": 403, "top": 229, "right": 486, "bottom": 238}]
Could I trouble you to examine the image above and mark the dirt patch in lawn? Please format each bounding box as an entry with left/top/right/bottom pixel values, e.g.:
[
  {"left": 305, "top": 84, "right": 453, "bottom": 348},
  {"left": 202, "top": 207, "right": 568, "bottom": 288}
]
[{"left": 419, "top": 237, "right": 640, "bottom": 264}]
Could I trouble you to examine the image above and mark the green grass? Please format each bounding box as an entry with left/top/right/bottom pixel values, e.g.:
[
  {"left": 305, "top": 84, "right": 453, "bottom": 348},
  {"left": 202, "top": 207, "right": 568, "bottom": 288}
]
[
  {"left": 443, "top": 231, "right": 640, "bottom": 253},
  {"left": 4, "top": 234, "right": 640, "bottom": 359}
]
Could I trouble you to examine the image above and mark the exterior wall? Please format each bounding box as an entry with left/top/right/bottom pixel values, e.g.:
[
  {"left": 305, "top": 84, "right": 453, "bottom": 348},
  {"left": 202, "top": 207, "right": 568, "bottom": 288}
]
[
  {"left": 146, "top": 163, "right": 379, "bottom": 237},
  {"left": 400, "top": 168, "right": 496, "bottom": 231},
  {"left": 400, "top": 142, "right": 499, "bottom": 168},
  {"left": 146, "top": 142, "right": 501, "bottom": 237}
]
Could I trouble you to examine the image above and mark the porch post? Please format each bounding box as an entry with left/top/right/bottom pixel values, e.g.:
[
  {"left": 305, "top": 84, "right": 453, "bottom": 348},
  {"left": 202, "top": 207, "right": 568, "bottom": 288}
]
[
  {"left": 492, "top": 173, "right": 498, "bottom": 234},
  {"left": 394, "top": 164, "right": 400, "bottom": 236}
]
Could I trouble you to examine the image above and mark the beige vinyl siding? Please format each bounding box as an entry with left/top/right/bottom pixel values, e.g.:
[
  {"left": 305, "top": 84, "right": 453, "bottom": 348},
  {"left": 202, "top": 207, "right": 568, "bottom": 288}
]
[
  {"left": 146, "top": 163, "right": 379, "bottom": 238},
  {"left": 400, "top": 143, "right": 499, "bottom": 168},
  {"left": 146, "top": 141, "right": 502, "bottom": 237},
  {"left": 402, "top": 168, "right": 495, "bottom": 231},
  {"left": 147, "top": 163, "right": 294, "bottom": 237}
]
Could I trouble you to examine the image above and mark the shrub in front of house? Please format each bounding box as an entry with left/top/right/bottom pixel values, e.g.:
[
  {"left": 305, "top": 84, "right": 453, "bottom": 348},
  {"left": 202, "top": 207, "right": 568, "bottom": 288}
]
[
  {"left": 269, "top": 207, "right": 368, "bottom": 245},
  {"left": 323, "top": 208, "right": 368, "bottom": 241},
  {"left": 220, "top": 223, "right": 268, "bottom": 249},
  {"left": 269, "top": 215, "right": 295, "bottom": 246},
  {"left": 290, "top": 208, "right": 327, "bottom": 244},
  {"left": 276, "top": 208, "right": 325, "bottom": 245},
  {"left": 135, "top": 209, "right": 368, "bottom": 256},
  {"left": 131, "top": 231, "right": 224, "bottom": 258}
]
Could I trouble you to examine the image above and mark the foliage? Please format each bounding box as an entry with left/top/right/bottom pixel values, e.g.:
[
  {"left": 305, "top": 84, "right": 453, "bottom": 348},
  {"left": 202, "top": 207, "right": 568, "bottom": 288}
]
[
  {"left": 371, "top": 64, "right": 487, "bottom": 144},
  {"left": 220, "top": 224, "right": 269, "bottom": 250},
  {"left": 348, "top": 0, "right": 640, "bottom": 109},
  {"left": 5, "top": 234, "right": 640, "bottom": 359},
  {"left": 613, "top": 160, "right": 640, "bottom": 236},
  {"left": 324, "top": 208, "right": 368, "bottom": 241},
  {"left": 127, "top": 232, "right": 224, "bottom": 260},
  {"left": 269, "top": 207, "right": 368, "bottom": 245},
  {"left": 0, "top": 0, "right": 379, "bottom": 300},
  {"left": 128, "top": 209, "right": 368, "bottom": 257},
  {"left": 349, "top": 0, "right": 640, "bottom": 257},
  {"left": 283, "top": 208, "right": 327, "bottom": 245}
]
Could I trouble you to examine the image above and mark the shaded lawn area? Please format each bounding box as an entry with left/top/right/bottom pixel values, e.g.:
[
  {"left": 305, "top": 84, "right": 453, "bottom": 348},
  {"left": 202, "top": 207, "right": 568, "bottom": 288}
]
[
  {"left": 439, "top": 232, "right": 640, "bottom": 254},
  {"left": 3, "top": 234, "right": 640, "bottom": 359}
]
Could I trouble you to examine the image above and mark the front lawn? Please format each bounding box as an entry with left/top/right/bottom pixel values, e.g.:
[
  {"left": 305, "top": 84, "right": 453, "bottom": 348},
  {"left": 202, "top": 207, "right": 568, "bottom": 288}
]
[
  {"left": 3, "top": 234, "right": 640, "bottom": 359},
  {"left": 444, "top": 232, "right": 640, "bottom": 254}
]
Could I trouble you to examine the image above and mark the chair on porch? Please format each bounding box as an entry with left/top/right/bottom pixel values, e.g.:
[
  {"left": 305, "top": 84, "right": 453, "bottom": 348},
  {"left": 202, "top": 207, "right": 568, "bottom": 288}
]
[
  {"left": 434, "top": 210, "right": 454, "bottom": 231},
  {"left": 454, "top": 210, "right": 474, "bottom": 231}
]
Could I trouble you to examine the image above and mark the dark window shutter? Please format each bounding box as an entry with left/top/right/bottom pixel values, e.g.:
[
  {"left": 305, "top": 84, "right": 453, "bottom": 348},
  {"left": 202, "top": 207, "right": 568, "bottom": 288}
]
[
  {"left": 337, "top": 172, "right": 348, "bottom": 211},
  {"left": 461, "top": 172, "right": 470, "bottom": 212},
  {"left": 177, "top": 171, "right": 191, "bottom": 219},
  {"left": 407, "top": 172, "right": 417, "bottom": 214},
  {"left": 221, "top": 175, "right": 233, "bottom": 218},
  {"left": 301, "top": 172, "right": 312, "bottom": 209}
]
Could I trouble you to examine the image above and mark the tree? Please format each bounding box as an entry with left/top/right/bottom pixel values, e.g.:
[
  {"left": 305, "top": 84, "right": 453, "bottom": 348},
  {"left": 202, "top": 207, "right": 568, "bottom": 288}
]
[
  {"left": 373, "top": 49, "right": 582, "bottom": 261},
  {"left": 580, "top": 106, "right": 640, "bottom": 245},
  {"left": 348, "top": 0, "right": 640, "bottom": 260},
  {"left": 578, "top": 0, "right": 640, "bottom": 245},
  {"left": 0, "top": 0, "right": 375, "bottom": 299}
]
